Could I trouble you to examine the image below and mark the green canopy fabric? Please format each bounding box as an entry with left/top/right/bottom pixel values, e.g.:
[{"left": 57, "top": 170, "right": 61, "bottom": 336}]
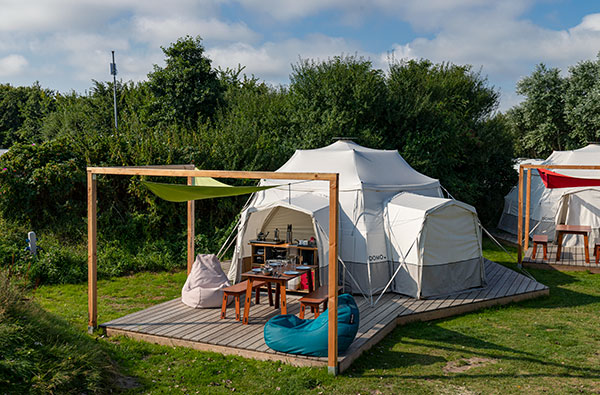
[{"left": 141, "top": 180, "right": 278, "bottom": 202}]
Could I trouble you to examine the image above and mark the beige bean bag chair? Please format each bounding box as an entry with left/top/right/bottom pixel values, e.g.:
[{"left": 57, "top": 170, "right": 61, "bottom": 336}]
[{"left": 182, "top": 254, "right": 231, "bottom": 308}]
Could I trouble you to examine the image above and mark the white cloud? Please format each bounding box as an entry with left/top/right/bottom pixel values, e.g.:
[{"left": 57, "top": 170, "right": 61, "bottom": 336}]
[
  {"left": 133, "top": 16, "right": 260, "bottom": 46},
  {"left": 383, "top": 7, "right": 600, "bottom": 90},
  {"left": 206, "top": 34, "right": 364, "bottom": 83},
  {"left": 0, "top": 0, "right": 221, "bottom": 32},
  {"left": 0, "top": 54, "right": 28, "bottom": 76}
]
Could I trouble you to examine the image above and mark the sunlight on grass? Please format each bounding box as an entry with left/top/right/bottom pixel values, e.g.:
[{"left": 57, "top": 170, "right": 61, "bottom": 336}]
[{"left": 31, "top": 237, "right": 600, "bottom": 394}]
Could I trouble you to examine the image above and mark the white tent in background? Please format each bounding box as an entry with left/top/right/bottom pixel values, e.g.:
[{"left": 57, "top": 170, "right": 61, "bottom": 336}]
[
  {"left": 228, "top": 140, "right": 484, "bottom": 299},
  {"left": 498, "top": 143, "right": 600, "bottom": 248},
  {"left": 384, "top": 193, "right": 484, "bottom": 299}
]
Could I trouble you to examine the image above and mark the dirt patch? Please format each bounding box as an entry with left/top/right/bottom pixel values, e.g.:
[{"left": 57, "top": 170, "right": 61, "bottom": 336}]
[
  {"left": 115, "top": 374, "right": 140, "bottom": 390},
  {"left": 443, "top": 357, "right": 497, "bottom": 374}
]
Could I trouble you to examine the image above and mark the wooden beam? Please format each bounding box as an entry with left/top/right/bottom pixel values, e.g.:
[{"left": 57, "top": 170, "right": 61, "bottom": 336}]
[
  {"left": 524, "top": 168, "right": 532, "bottom": 251},
  {"left": 87, "top": 167, "right": 337, "bottom": 181},
  {"left": 187, "top": 176, "right": 195, "bottom": 275},
  {"left": 327, "top": 174, "right": 339, "bottom": 375},
  {"left": 87, "top": 171, "right": 98, "bottom": 333},
  {"left": 517, "top": 165, "right": 524, "bottom": 264}
]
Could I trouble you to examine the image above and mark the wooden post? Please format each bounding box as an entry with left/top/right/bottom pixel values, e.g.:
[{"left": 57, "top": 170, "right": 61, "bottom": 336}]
[
  {"left": 327, "top": 174, "right": 339, "bottom": 375},
  {"left": 517, "top": 165, "right": 524, "bottom": 265},
  {"left": 524, "top": 168, "right": 532, "bottom": 251},
  {"left": 187, "top": 176, "right": 195, "bottom": 275},
  {"left": 87, "top": 171, "right": 98, "bottom": 333}
]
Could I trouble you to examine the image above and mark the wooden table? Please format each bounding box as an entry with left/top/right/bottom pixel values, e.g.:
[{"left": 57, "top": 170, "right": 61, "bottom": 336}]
[
  {"left": 555, "top": 224, "right": 591, "bottom": 263},
  {"left": 241, "top": 264, "right": 316, "bottom": 325}
]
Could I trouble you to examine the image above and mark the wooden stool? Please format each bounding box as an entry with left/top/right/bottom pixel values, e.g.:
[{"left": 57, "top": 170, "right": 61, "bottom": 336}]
[
  {"left": 299, "top": 286, "right": 343, "bottom": 319},
  {"left": 221, "top": 280, "right": 272, "bottom": 321},
  {"left": 595, "top": 243, "right": 600, "bottom": 265},
  {"left": 532, "top": 234, "right": 548, "bottom": 260}
]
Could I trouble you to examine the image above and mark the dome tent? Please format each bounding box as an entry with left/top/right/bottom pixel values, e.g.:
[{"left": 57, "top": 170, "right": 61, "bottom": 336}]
[
  {"left": 498, "top": 143, "right": 600, "bottom": 248},
  {"left": 383, "top": 193, "right": 484, "bottom": 299},
  {"left": 228, "top": 140, "right": 445, "bottom": 297}
]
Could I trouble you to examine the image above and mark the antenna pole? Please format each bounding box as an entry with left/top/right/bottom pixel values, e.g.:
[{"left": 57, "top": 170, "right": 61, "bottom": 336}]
[{"left": 110, "top": 51, "right": 118, "bottom": 132}]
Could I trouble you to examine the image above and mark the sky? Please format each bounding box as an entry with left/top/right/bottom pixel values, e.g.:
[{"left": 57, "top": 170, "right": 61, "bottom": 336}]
[{"left": 1, "top": 0, "right": 600, "bottom": 112}]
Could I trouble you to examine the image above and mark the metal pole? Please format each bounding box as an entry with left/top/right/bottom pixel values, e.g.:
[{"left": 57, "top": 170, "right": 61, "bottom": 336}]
[{"left": 111, "top": 51, "right": 118, "bottom": 132}]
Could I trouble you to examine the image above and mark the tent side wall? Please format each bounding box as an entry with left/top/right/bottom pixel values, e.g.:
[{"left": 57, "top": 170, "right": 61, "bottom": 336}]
[
  {"left": 386, "top": 198, "right": 484, "bottom": 299},
  {"left": 419, "top": 204, "right": 484, "bottom": 298}
]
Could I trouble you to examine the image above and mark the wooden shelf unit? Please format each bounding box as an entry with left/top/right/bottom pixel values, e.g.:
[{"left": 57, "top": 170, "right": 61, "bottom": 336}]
[
  {"left": 249, "top": 242, "right": 319, "bottom": 291},
  {"left": 249, "top": 242, "right": 318, "bottom": 267}
]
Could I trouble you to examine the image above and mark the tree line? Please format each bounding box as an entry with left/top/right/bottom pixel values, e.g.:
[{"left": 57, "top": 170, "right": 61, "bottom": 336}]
[{"left": 2, "top": 36, "right": 595, "bottom": 285}]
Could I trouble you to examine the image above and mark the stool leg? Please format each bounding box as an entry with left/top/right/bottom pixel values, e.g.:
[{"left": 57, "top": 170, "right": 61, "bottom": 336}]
[
  {"left": 314, "top": 305, "right": 320, "bottom": 318},
  {"left": 584, "top": 235, "right": 590, "bottom": 263},
  {"left": 235, "top": 295, "right": 241, "bottom": 321},
  {"left": 532, "top": 243, "right": 538, "bottom": 259},
  {"left": 299, "top": 303, "right": 305, "bottom": 319},
  {"left": 543, "top": 243, "right": 547, "bottom": 260},
  {"left": 267, "top": 283, "right": 273, "bottom": 306},
  {"left": 220, "top": 293, "right": 228, "bottom": 319}
]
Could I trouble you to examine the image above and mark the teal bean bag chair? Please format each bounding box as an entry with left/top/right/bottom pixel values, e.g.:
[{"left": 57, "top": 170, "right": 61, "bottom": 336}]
[{"left": 263, "top": 293, "right": 359, "bottom": 356}]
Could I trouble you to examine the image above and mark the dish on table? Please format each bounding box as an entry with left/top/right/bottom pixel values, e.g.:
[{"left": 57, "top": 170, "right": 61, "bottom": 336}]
[
  {"left": 296, "top": 265, "right": 310, "bottom": 270},
  {"left": 283, "top": 270, "right": 300, "bottom": 275}
]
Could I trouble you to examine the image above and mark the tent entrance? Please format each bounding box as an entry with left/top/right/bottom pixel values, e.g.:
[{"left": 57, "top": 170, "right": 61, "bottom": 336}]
[
  {"left": 238, "top": 206, "right": 323, "bottom": 273},
  {"left": 555, "top": 189, "right": 600, "bottom": 249}
]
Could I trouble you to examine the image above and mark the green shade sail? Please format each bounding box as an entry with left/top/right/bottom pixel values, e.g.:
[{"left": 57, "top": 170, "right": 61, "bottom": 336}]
[{"left": 141, "top": 180, "right": 278, "bottom": 202}]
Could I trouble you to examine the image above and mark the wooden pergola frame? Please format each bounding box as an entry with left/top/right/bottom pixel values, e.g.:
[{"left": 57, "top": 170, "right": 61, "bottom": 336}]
[
  {"left": 517, "top": 164, "right": 600, "bottom": 263},
  {"left": 86, "top": 165, "right": 341, "bottom": 374}
]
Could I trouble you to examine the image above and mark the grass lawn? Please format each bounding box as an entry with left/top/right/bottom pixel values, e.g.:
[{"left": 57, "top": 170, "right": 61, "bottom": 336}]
[{"left": 31, "top": 237, "right": 600, "bottom": 394}]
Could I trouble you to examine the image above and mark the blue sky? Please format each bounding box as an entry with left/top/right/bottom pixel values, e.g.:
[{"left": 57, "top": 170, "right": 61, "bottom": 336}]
[{"left": 1, "top": 0, "right": 599, "bottom": 111}]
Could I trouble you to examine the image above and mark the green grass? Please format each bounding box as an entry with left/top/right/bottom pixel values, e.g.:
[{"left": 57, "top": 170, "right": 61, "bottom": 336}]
[
  {"left": 0, "top": 271, "right": 118, "bottom": 393},
  {"left": 30, "top": 237, "right": 600, "bottom": 394}
]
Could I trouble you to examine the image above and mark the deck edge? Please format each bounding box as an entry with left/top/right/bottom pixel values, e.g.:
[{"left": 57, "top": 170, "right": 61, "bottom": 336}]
[
  {"left": 105, "top": 327, "right": 327, "bottom": 368},
  {"left": 522, "top": 261, "right": 600, "bottom": 273}
]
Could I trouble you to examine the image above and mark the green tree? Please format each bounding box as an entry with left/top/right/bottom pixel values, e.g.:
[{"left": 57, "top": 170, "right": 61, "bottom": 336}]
[
  {"left": 0, "top": 83, "right": 55, "bottom": 147},
  {"left": 564, "top": 56, "right": 600, "bottom": 145},
  {"left": 506, "top": 64, "right": 568, "bottom": 158},
  {"left": 288, "top": 55, "right": 388, "bottom": 148},
  {"left": 386, "top": 59, "right": 514, "bottom": 223},
  {"left": 147, "top": 36, "right": 224, "bottom": 128}
]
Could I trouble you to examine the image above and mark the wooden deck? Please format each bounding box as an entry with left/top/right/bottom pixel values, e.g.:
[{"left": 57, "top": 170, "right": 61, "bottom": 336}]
[
  {"left": 101, "top": 259, "right": 548, "bottom": 372},
  {"left": 523, "top": 244, "right": 600, "bottom": 273}
]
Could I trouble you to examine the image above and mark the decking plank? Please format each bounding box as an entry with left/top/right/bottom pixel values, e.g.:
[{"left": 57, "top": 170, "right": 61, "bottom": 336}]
[
  {"left": 101, "top": 299, "right": 181, "bottom": 327},
  {"left": 101, "top": 259, "right": 547, "bottom": 373}
]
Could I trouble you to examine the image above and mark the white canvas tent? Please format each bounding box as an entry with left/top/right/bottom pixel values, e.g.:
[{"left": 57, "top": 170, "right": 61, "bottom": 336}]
[
  {"left": 228, "top": 140, "right": 449, "bottom": 298},
  {"left": 384, "top": 193, "right": 484, "bottom": 299},
  {"left": 498, "top": 143, "right": 600, "bottom": 248}
]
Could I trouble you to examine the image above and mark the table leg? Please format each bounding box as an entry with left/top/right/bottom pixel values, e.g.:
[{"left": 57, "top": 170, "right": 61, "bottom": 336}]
[
  {"left": 242, "top": 278, "right": 253, "bottom": 325},
  {"left": 220, "top": 293, "right": 228, "bottom": 319},
  {"left": 275, "top": 285, "right": 280, "bottom": 309},
  {"left": 584, "top": 234, "right": 590, "bottom": 263},
  {"left": 556, "top": 232, "right": 564, "bottom": 261},
  {"left": 267, "top": 282, "right": 273, "bottom": 306},
  {"left": 280, "top": 283, "right": 287, "bottom": 315}
]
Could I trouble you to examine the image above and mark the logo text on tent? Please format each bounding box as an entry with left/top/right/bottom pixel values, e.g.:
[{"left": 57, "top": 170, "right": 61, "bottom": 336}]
[{"left": 368, "top": 254, "right": 386, "bottom": 263}]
